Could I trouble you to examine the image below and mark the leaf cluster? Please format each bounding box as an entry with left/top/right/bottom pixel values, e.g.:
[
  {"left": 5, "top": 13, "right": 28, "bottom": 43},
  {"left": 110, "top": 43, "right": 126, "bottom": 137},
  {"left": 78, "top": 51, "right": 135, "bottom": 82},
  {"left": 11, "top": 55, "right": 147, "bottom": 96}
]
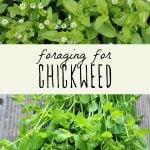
[{"left": 0, "top": 0, "right": 150, "bottom": 43}]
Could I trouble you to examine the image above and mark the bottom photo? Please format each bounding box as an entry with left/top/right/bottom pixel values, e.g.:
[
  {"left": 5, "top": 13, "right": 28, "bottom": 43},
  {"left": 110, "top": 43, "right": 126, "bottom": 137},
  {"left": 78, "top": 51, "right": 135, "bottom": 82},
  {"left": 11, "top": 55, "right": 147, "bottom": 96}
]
[{"left": 0, "top": 94, "right": 150, "bottom": 150}]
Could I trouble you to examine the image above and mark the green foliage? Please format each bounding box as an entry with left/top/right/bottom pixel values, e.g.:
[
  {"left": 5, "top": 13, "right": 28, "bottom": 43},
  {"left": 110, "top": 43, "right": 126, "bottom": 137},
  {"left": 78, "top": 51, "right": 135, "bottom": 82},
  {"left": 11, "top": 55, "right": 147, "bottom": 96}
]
[
  {"left": 0, "top": 94, "right": 149, "bottom": 150},
  {"left": 0, "top": 0, "right": 149, "bottom": 44}
]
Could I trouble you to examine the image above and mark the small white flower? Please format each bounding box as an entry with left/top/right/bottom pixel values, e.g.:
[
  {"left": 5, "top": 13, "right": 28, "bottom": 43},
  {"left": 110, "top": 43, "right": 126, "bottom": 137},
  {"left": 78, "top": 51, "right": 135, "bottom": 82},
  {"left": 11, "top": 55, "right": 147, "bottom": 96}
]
[
  {"left": 54, "top": 23, "right": 59, "bottom": 29},
  {"left": 1, "top": 19, "right": 9, "bottom": 25},
  {"left": 57, "top": 20, "right": 62, "bottom": 25},
  {"left": 10, "top": 14, "right": 15, "bottom": 18},
  {"left": 44, "top": 20, "right": 50, "bottom": 25},
  {"left": 61, "top": 37, "right": 68, "bottom": 43},
  {"left": 39, "top": 23, "right": 45, "bottom": 30},
  {"left": 18, "top": 19, "right": 24, "bottom": 23},
  {"left": 31, "top": 32, "right": 35, "bottom": 37},
  {"left": 61, "top": 23, "right": 67, "bottom": 29},
  {"left": 70, "top": 21, "right": 77, "bottom": 28},
  {"left": 30, "top": 3, "right": 36, "bottom": 9},
  {"left": 111, "top": 0, "right": 118, "bottom": 5},
  {"left": 19, "top": 2, "right": 26, "bottom": 10},
  {"left": 38, "top": 3, "right": 44, "bottom": 9},
  {"left": 15, "top": 32, "right": 22, "bottom": 39}
]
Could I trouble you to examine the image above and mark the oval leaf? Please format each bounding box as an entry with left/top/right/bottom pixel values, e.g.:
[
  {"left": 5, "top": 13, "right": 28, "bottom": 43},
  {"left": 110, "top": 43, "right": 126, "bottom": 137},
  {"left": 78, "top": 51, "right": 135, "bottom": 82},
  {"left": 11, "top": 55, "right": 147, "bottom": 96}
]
[{"left": 96, "top": 22, "right": 116, "bottom": 38}]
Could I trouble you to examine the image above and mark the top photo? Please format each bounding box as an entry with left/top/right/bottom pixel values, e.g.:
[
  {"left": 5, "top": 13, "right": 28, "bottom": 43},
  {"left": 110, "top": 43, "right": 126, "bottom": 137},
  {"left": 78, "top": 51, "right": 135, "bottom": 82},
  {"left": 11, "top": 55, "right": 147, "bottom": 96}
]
[{"left": 0, "top": 0, "right": 150, "bottom": 44}]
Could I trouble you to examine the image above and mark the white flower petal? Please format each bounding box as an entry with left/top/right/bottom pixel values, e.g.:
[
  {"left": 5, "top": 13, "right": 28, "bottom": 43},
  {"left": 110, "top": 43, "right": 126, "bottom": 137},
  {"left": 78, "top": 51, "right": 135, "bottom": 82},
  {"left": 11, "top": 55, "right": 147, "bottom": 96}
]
[
  {"left": 111, "top": 0, "right": 118, "bottom": 5},
  {"left": 61, "top": 23, "right": 67, "bottom": 29},
  {"left": 38, "top": 3, "right": 44, "bottom": 9},
  {"left": 30, "top": 3, "right": 36, "bottom": 9},
  {"left": 39, "top": 23, "right": 45, "bottom": 30},
  {"left": 61, "top": 37, "right": 68, "bottom": 43},
  {"left": 19, "top": 3, "right": 26, "bottom": 10},
  {"left": 1, "top": 19, "right": 9, "bottom": 25},
  {"left": 70, "top": 21, "right": 77, "bottom": 28},
  {"left": 44, "top": 20, "right": 50, "bottom": 25},
  {"left": 15, "top": 32, "right": 22, "bottom": 39}
]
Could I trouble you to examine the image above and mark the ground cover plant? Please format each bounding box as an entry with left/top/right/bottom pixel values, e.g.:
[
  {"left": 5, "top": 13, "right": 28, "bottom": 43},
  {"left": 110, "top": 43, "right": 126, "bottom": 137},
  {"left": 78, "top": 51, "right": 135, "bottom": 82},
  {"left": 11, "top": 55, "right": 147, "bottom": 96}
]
[
  {"left": 0, "top": 0, "right": 150, "bottom": 44},
  {"left": 0, "top": 94, "right": 150, "bottom": 150}
]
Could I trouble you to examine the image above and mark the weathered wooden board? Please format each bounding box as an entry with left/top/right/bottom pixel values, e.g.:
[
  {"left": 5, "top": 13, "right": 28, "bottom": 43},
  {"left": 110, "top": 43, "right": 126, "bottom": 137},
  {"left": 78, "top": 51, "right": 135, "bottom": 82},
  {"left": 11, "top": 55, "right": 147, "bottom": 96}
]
[
  {"left": 0, "top": 95, "right": 28, "bottom": 141},
  {"left": 0, "top": 94, "right": 150, "bottom": 147},
  {"left": 136, "top": 95, "right": 150, "bottom": 147}
]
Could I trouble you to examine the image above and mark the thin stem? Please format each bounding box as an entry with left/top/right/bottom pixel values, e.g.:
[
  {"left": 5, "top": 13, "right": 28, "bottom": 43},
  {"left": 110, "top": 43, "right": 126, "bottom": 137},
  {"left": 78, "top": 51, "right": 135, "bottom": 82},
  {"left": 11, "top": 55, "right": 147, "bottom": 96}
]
[{"left": 35, "top": 101, "right": 51, "bottom": 128}]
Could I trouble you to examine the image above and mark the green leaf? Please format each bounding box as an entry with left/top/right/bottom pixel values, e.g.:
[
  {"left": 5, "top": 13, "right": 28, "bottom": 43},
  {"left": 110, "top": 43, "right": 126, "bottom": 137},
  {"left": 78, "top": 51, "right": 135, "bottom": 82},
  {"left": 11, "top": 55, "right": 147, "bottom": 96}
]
[
  {"left": 92, "top": 113, "right": 103, "bottom": 121},
  {"left": 0, "top": 139, "right": 11, "bottom": 147},
  {"left": 89, "top": 102, "right": 98, "bottom": 113},
  {"left": 38, "top": 132, "right": 47, "bottom": 138},
  {"left": 86, "top": 28, "right": 98, "bottom": 40},
  {"left": 53, "top": 128, "right": 72, "bottom": 142},
  {"left": 134, "top": 128, "right": 150, "bottom": 136},
  {"left": 8, "top": 6, "right": 20, "bottom": 17},
  {"left": 103, "top": 102, "right": 113, "bottom": 112},
  {"left": 17, "top": 137, "right": 28, "bottom": 150},
  {"left": 38, "top": 30, "right": 61, "bottom": 42},
  {"left": 79, "top": 15, "right": 91, "bottom": 27},
  {"left": 74, "top": 113, "right": 91, "bottom": 128},
  {"left": 94, "top": 16, "right": 107, "bottom": 32},
  {"left": 126, "top": 12, "right": 139, "bottom": 27},
  {"left": 0, "top": 4, "right": 8, "bottom": 14},
  {"left": 105, "top": 116, "right": 115, "bottom": 129},
  {"left": 70, "top": 30, "right": 84, "bottom": 43},
  {"left": 74, "top": 135, "right": 87, "bottom": 150},
  {"left": 41, "top": 0, "right": 51, "bottom": 7},
  {"left": 95, "top": 22, "right": 116, "bottom": 38},
  {"left": 63, "top": 0, "right": 81, "bottom": 16},
  {"left": 142, "top": 26, "right": 150, "bottom": 43},
  {"left": 145, "top": 26, "right": 150, "bottom": 35},
  {"left": 112, "top": 14, "right": 128, "bottom": 26},
  {"left": 80, "top": 95, "right": 91, "bottom": 104},
  {"left": 130, "top": 33, "right": 143, "bottom": 44},
  {"left": 47, "top": 7, "right": 53, "bottom": 21},
  {"left": 111, "top": 110, "right": 123, "bottom": 120},
  {"left": 101, "top": 131, "right": 113, "bottom": 138},
  {"left": 28, "top": 135, "right": 44, "bottom": 150},
  {"left": 132, "top": 136, "right": 148, "bottom": 150},
  {"left": 11, "top": 95, "right": 25, "bottom": 102},
  {"left": 135, "top": 0, "right": 150, "bottom": 12},
  {"left": 110, "top": 124, "right": 125, "bottom": 134},
  {"left": 87, "top": 142, "right": 98, "bottom": 150},
  {"left": 118, "top": 26, "right": 131, "bottom": 43},
  {"left": 126, "top": 114, "right": 135, "bottom": 126},
  {"left": 96, "top": 0, "right": 108, "bottom": 15},
  {"left": 138, "top": 11, "right": 149, "bottom": 27}
]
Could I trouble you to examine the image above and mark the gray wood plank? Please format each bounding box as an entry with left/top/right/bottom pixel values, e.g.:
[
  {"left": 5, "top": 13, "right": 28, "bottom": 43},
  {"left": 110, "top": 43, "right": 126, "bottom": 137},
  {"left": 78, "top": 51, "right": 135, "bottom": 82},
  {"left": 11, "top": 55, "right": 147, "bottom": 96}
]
[
  {"left": 0, "top": 95, "right": 29, "bottom": 141},
  {"left": 136, "top": 95, "right": 150, "bottom": 148}
]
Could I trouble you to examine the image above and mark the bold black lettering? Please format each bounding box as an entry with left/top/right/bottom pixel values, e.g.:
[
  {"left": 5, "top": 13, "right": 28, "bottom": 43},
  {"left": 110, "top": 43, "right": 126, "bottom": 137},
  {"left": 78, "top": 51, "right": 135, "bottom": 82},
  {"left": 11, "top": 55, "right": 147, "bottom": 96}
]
[
  {"left": 106, "top": 65, "right": 111, "bottom": 88},
  {"left": 98, "top": 64, "right": 103, "bottom": 88},
  {"left": 71, "top": 65, "right": 77, "bottom": 88},
  {"left": 39, "top": 64, "right": 44, "bottom": 88},
  {"left": 47, "top": 64, "right": 54, "bottom": 88}
]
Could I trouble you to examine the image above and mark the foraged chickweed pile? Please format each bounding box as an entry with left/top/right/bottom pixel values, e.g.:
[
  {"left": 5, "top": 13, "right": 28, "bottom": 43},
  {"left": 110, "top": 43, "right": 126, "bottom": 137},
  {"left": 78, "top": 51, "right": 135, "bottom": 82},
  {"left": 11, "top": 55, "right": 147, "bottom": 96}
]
[{"left": 0, "top": 94, "right": 150, "bottom": 150}]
